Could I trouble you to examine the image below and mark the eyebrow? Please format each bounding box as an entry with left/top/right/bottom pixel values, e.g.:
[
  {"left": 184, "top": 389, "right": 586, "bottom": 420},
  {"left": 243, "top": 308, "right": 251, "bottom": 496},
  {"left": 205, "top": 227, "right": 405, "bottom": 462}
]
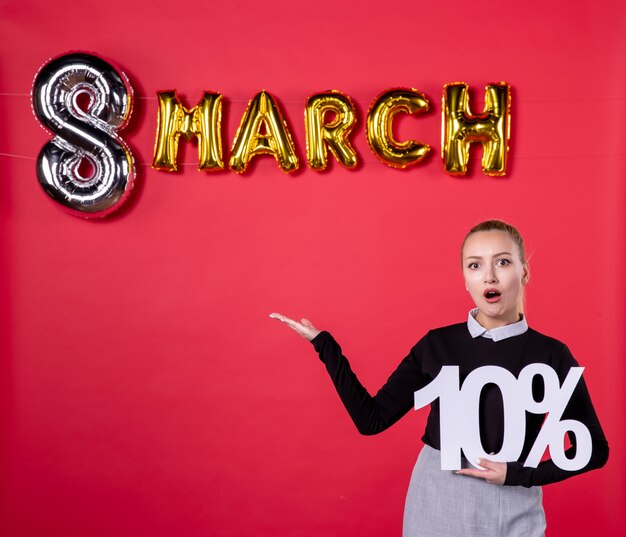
[{"left": 465, "top": 251, "right": 513, "bottom": 260}]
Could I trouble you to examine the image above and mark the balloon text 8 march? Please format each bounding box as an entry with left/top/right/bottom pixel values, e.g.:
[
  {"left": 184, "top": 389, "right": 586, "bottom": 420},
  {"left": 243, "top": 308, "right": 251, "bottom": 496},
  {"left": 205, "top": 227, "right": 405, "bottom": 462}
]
[
  {"left": 414, "top": 364, "right": 592, "bottom": 471},
  {"left": 32, "top": 53, "right": 512, "bottom": 218}
]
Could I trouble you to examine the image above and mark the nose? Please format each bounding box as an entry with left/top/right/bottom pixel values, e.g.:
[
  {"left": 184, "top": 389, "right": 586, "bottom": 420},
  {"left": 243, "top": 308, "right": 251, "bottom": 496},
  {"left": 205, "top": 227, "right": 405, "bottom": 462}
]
[{"left": 484, "top": 265, "right": 498, "bottom": 283}]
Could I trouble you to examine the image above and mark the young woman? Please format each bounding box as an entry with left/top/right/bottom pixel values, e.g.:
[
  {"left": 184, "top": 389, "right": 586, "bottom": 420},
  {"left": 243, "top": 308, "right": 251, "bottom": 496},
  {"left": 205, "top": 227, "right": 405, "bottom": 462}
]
[{"left": 270, "top": 220, "right": 608, "bottom": 537}]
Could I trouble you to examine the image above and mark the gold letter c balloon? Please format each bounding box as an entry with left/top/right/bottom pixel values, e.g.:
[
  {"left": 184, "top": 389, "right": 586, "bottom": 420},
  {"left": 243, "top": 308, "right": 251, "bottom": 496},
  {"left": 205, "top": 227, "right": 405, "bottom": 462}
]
[{"left": 366, "top": 89, "right": 431, "bottom": 169}]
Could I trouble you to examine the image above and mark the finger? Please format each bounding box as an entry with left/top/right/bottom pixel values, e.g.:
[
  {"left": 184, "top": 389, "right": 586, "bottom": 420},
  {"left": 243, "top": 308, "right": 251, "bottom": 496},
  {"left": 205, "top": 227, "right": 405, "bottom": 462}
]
[
  {"left": 269, "top": 313, "right": 298, "bottom": 326},
  {"left": 270, "top": 312, "right": 315, "bottom": 337},
  {"left": 456, "top": 468, "right": 488, "bottom": 479},
  {"left": 476, "top": 458, "right": 498, "bottom": 471}
]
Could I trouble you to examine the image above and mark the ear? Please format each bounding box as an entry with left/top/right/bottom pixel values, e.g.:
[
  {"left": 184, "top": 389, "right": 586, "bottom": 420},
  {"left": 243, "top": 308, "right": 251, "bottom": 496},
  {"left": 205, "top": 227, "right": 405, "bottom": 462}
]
[{"left": 521, "top": 263, "right": 530, "bottom": 284}]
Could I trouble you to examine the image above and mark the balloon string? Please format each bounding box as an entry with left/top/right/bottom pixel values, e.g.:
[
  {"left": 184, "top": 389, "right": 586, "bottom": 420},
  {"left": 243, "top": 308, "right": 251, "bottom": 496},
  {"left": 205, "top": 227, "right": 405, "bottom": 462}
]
[
  {"left": 0, "top": 152, "right": 37, "bottom": 160},
  {"left": 2, "top": 92, "right": 625, "bottom": 104},
  {"left": 2, "top": 151, "right": 626, "bottom": 167},
  {"left": 0, "top": 93, "right": 306, "bottom": 104},
  {"left": 0, "top": 152, "right": 202, "bottom": 166}
]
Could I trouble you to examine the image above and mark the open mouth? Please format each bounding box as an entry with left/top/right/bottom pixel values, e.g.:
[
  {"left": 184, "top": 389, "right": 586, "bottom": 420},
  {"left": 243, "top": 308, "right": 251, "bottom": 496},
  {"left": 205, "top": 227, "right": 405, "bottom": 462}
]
[{"left": 484, "top": 289, "right": 501, "bottom": 301}]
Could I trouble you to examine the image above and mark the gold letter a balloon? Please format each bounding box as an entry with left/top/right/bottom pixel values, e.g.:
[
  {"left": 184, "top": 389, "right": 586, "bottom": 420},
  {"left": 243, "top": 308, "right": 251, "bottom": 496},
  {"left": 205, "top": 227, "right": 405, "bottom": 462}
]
[{"left": 229, "top": 91, "right": 299, "bottom": 174}]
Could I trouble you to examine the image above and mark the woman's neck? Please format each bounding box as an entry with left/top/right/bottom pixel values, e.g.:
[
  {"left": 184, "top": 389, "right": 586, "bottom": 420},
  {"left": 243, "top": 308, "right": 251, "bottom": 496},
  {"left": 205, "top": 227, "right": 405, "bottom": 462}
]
[{"left": 475, "top": 310, "right": 523, "bottom": 330}]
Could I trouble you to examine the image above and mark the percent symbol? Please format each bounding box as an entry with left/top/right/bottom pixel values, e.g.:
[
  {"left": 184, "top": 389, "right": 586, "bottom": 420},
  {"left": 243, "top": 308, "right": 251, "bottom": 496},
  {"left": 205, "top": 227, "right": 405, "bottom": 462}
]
[{"left": 520, "top": 364, "right": 593, "bottom": 471}]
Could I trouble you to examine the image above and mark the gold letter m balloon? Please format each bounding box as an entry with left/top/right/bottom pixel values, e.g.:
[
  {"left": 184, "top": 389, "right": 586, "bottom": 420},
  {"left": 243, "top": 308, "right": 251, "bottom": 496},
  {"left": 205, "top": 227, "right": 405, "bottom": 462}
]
[
  {"left": 152, "top": 91, "right": 224, "bottom": 172},
  {"left": 442, "top": 83, "right": 511, "bottom": 176}
]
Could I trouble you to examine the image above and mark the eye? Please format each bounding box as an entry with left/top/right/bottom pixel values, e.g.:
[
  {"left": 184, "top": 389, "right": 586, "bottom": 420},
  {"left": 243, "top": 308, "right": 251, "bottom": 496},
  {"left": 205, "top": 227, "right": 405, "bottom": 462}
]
[
  {"left": 496, "top": 258, "right": 511, "bottom": 266},
  {"left": 467, "top": 262, "right": 480, "bottom": 269}
]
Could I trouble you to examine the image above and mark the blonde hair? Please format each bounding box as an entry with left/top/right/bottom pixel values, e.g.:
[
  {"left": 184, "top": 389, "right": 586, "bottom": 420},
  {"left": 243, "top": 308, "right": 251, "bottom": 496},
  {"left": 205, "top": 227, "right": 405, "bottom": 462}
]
[{"left": 461, "top": 219, "right": 527, "bottom": 264}]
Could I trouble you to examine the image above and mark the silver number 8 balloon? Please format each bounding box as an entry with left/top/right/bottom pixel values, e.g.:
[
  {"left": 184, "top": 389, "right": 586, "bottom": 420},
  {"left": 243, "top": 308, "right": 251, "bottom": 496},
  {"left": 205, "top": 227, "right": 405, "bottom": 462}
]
[{"left": 32, "top": 53, "right": 135, "bottom": 218}]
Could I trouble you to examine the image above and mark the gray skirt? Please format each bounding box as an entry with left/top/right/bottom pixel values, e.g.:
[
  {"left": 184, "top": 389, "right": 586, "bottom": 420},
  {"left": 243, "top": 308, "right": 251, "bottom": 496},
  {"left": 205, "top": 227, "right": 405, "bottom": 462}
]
[{"left": 403, "top": 445, "right": 546, "bottom": 537}]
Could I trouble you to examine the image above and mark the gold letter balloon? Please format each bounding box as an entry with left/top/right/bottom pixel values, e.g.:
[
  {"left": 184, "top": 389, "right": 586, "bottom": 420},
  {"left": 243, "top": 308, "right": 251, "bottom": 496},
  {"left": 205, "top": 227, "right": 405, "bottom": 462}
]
[
  {"left": 304, "top": 91, "right": 358, "bottom": 170},
  {"left": 152, "top": 91, "right": 224, "bottom": 172},
  {"left": 366, "top": 89, "right": 431, "bottom": 169},
  {"left": 229, "top": 91, "right": 299, "bottom": 174},
  {"left": 32, "top": 52, "right": 135, "bottom": 218},
  {"left": 442, "top": 82, "right": 511, "bottom": 176}
]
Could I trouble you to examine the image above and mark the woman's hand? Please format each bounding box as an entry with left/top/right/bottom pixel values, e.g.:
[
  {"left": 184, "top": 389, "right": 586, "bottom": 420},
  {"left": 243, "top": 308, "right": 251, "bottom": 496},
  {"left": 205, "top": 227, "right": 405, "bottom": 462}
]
[
  {"left": 269, "top": 312, "right": 321, "bottom": 341},
  {"left": 456, "top": 458, "right": 507, "bottom": 485}
]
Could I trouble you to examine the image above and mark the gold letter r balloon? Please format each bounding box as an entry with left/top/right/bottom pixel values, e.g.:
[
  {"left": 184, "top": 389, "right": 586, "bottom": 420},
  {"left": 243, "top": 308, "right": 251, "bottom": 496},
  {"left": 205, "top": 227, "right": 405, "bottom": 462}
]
[{"left": 304, "top": 91, "right": 358, "bottom": 170}]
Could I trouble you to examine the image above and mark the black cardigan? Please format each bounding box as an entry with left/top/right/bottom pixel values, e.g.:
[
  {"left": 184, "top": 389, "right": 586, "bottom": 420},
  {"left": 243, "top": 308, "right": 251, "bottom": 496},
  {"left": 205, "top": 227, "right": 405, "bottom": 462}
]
[{"left": 311, "top": 323, "right": 609, "bottom": 487}]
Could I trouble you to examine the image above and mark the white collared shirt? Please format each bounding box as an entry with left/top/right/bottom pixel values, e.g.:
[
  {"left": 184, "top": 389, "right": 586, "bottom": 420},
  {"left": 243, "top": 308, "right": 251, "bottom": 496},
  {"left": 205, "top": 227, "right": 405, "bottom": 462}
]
[{"left": 467, "top": 308, "right": 528, "bottom": 341}]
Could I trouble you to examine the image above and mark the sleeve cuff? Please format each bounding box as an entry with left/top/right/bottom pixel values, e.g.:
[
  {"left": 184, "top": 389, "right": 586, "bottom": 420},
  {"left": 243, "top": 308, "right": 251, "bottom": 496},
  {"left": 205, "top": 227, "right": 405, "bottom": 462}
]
[
  {"left": 311, "top": 330, "right": 333, "bottom": 353},
  {"left": 504, "top": 461, "right": 532, "bottom": 487}
]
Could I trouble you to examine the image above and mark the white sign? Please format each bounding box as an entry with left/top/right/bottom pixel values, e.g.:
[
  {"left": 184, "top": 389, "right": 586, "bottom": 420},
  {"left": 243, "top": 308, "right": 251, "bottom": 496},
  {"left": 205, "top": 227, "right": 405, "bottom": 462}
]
[{"left": 413, "top": 364, "right": 592, "bottom": 471}]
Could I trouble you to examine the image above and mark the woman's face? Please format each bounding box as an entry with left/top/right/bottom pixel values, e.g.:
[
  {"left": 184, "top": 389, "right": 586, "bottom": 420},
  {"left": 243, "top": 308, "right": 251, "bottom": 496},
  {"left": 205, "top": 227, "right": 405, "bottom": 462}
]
[{"left": 462, "top": 230, "right": 529, "bottom": 329}]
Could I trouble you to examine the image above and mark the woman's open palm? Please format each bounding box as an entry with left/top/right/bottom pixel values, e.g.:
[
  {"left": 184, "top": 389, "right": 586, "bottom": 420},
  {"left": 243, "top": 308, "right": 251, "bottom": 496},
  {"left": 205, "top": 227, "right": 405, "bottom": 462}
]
[{"left": 269, "top": 312, "right": 321, "bottom": 341}]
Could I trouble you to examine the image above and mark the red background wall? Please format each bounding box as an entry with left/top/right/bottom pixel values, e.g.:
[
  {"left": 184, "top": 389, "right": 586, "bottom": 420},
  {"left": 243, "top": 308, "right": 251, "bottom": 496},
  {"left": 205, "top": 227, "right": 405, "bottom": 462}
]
[{"left": 1, "top": 1, "right": 624, "bottom": 535}]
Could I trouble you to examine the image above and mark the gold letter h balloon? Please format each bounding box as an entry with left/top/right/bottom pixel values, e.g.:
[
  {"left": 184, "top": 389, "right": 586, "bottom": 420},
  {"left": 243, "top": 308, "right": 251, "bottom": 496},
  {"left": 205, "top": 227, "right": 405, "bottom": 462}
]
[{"left": 442, "top": 83, "right": 511, "bottom": 176}]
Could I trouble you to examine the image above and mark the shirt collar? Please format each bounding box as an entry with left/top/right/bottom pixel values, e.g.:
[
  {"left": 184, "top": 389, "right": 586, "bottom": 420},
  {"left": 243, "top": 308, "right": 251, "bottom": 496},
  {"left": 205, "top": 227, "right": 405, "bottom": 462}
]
[{"left": 467, "top": 308, "right": 528, "bottom": 341}]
